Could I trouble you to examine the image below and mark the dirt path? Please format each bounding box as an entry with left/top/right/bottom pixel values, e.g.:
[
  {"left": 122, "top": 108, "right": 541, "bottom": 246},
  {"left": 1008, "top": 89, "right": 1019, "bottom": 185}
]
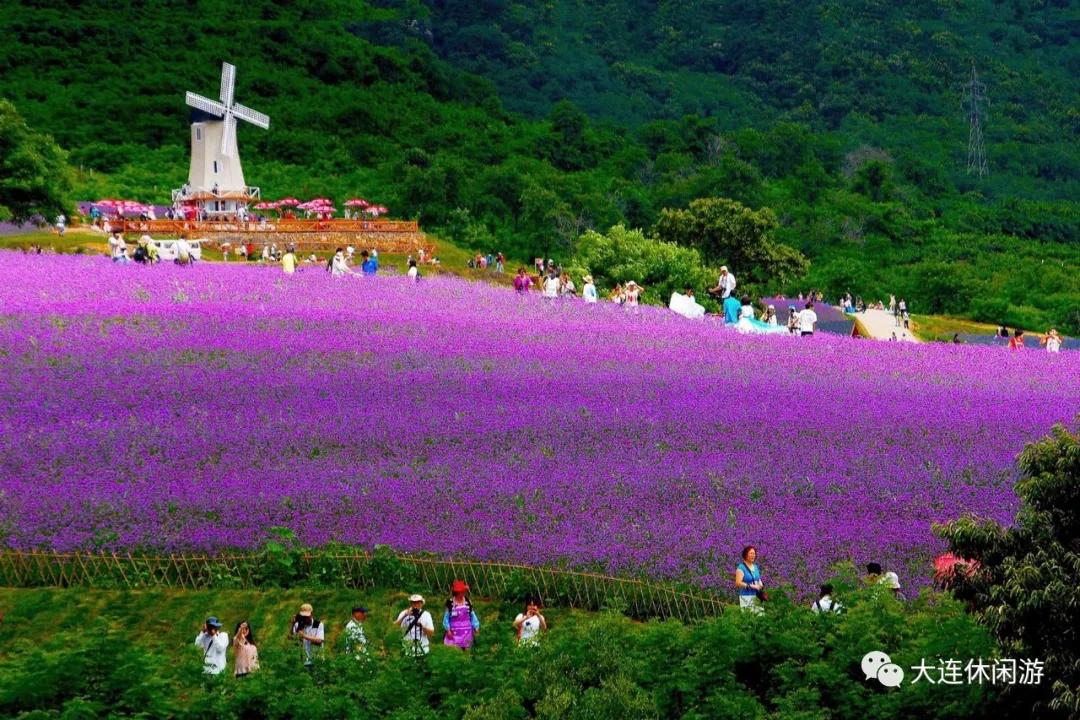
[{"left": 857, "top": 308, "right": 919, "bottom": 342}]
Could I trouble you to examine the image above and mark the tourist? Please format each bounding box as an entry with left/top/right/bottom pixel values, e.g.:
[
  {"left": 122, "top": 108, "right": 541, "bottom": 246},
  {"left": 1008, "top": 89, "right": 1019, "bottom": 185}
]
[
  {"left": 369, "top": 249, "right": 380, "bottom": 274},
  {"left": 1043, "top": 329, "right": 1062, "bottom": 353},
  {"left": 290, "top": 603, "right": 325, "bottom": 667},
  {"left": 739, "top": 296, "right": 755, "bottom": 322},
  {"left": 811, "top": 584, "right": 842, "bottom": 614},
  {"left": 346, "top": 246, "right": 355, "bottom": 262},
  {"left": 734, "top": 546, "right": 765, "bottom": 612},
  {"left": 559, "top": 272, "right": 576, "bottom": 297},
  {"left": 709, "top": 266, "right": 737, "bottom": 299},
  {"left": 55, "top": 213, "right": 66, "bottom": 237},
  {"left": 329, "top": 248, "right": 355, "bottom": 277},
  {"left": 486, "top": 253, "right": 494, "bottom": 269},
  {"left": 997, "top": 325, "right": 1010, "bottom": 339},
  {"left": 232, "top": 620, "right": 259, "bottom": 677},
  {"left": 281, "top": 245, "right": 297, "bottom": 275},
  {"left": 195, "top": 616, "right": 228, "bottom": 675},
  {"left": 514, "top": 268, "right": 532, "bottom": 294},
  {"left": 722, "top": 293, "right": 741, "bottom": 324},
  {"left": 902, "top": 307, "right": 910, "bottom": 330},
  {"left": 395, "top": 594, "right": 435, "bottom": 656},
  {"left": 261, "top": 244, "right": 271, "bottom": 263},
  {"left": 624, "top": 281, "right": 643, "bottom": 308},
  {"left": 864, "top": 562, "right": 883, "bottom": 585},
  {"left": 611, "top": 283, "right": 625, "bottom": 305},
  {"left": 108, "top": 231, "right": 127, "bottom": 263},
  {"left": 407, "top": 259, "right": 420, "bottom": 281},
  {"left": 582, "top": 274, "right": 598, "bottom": 303},
  {"left": 896, "top": 299, "right": 907, "bottom": 327},
  {"left": 787, "top": 305, "right": 800, "bottom": 335},
  {"left": 443, "top": 579, "right": 481, "bottom": 650},
  {"left": 175, "top": 237, "right": 193, "bottom": 265},
  {"left": 952, "top": 333, "right": 962, "bottom": 344},
  {"left": 222, "top": 243, "right": 230, "bottom": 262},
  {"left": 882, "top": 571, "right": 902, "bottom": 598},
  {"left": 513, "top": 597, "right": 547, "bottom": 647},
  {"left": 542, "top": 271, "right": 560, "bottom": 299},
  {"left": 1009, "top": 329, "right": 1025, "bottom": 350},
  {"left": 496, "top": 252, "right": 505, "bottom": 273},
  {"left": 891, "top": 332, "right": 898, "bottom": 341},
  {"left": 762, "top": 305, "right": 778, "bottom": 326},
  {"left": 344, "top": 605, "right": 369, "bottom": 657},
  {"left": 798, "top": 302, "right": 818, "bottom": 336}
]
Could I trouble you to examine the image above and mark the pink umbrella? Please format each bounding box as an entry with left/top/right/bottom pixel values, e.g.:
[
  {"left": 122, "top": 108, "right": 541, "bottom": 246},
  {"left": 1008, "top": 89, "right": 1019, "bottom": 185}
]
[
  {"left": 276, "top": 197, "right": 300, "bottom": 207},
  {"left": 344, "top": 199, "right": 369, "bottom": 207},
  {"left": 252, "top": 202, "right": 275, "bottom": 210}
]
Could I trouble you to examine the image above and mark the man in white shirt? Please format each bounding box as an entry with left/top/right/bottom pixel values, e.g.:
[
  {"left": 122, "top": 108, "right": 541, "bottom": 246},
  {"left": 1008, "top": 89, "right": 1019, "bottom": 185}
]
[
  {"left": 344, "top": 605, "right": 369, "bottom": 657},
  {"left": 194, "top": 617, "right": 228, "bottom": 674},
  {"left": 709, "top": 266, "right": 737, "bottom": 299},
  {"left": 395, "top": 594, "right": 435, "bottom": 656},
  {"left": 798, "top": 302, "right": 818, "bottom": 336},
  {"left": 811, "top": 584, "right": 842, "bottom": 614},
  {"left": 175, "top": 237, "right": 193, "bottom": 265},
  {"left": 290, "top": 603, "right": 325, "bottom": 666}
]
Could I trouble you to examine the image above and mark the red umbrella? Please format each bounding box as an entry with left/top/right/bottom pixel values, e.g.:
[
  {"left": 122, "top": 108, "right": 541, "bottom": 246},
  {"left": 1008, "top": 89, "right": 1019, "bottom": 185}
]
[{"left": 933, "top": 553, "right": 980, "bottom": 588}]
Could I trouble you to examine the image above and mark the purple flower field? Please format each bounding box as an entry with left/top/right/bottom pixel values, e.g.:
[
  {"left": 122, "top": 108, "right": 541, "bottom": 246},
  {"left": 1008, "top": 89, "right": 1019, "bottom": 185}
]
[{"left": 1, "top": 255, "right": 1077, "bottom": 592}]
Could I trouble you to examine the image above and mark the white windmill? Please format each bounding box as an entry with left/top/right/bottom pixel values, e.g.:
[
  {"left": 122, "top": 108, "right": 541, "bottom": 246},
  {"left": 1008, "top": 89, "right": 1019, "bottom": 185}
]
[{"left": 173, "top": 62, "right": 270, "bottom": 218}]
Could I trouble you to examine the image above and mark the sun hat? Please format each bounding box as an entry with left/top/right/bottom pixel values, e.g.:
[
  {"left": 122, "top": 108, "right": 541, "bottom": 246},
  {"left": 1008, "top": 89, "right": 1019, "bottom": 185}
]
[
  {"left": 883, "top": 572, "right": 901, "bottom": 589},
  {"left": 409, "top": 594, "right": 425, "bottom": 603},
  {"left": 298, "top": 603, "right": 313, "bottom": 617},
  {"left": 583, "top": 274, "right": 593, "bottom": 283},
  {"left": 205, "top": 616, "right": 222, "bottom": 628},
  {"left": 720, "top": 265, "right": 728, "bottom": 271},
  {"left": 626, "top": 281, "right": 638, "bottom": 287},
  {"left": 451, "top": 579, "right": 470, "bottom": 594},
  {"left": 768, "top": 304, "right": 775, "bottom": 309}
]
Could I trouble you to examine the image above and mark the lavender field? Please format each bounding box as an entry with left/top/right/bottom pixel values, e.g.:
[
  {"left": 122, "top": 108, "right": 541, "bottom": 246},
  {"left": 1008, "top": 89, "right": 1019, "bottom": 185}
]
[{"left": 1, "top": 255, "right": 1076, "bottom": 593}]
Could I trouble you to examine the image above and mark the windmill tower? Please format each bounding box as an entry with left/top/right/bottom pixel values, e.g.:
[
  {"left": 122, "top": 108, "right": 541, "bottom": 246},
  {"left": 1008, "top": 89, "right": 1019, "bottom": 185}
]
[{"left": 173, "top": 62, "right": 270, "bottom": 217}]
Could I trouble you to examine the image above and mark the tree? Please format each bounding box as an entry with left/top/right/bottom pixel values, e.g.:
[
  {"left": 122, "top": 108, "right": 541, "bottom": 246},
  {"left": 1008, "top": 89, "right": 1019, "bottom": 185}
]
[
  {"left": 567, "top": 225, "right": 718, "bottom": 308},
  {"left": 652, "top": 197, "right": 808, "bottom": 291},
  {"left": 938, "top": 426, "right": 1080, "bottom": 719},
  {"left": 0, "top": 99, "right": 71, "bottom": 224}
]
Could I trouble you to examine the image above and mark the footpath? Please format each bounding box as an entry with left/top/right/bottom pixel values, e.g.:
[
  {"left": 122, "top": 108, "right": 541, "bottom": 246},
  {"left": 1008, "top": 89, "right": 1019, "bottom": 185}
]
[{"left": 856, "top": 308, "right": 920, "bottom": 342}]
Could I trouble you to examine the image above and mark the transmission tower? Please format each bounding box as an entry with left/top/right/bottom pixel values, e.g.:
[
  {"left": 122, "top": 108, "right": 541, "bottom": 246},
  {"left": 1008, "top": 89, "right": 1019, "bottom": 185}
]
[{"left": 963, "top": 61, "right": 989, "bottom": 179}]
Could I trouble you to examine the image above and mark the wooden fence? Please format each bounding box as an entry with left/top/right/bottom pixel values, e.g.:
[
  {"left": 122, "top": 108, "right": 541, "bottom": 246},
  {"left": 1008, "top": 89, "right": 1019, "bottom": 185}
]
[{"left": 0, "top": 550, "right": 726, "bottom": 622}]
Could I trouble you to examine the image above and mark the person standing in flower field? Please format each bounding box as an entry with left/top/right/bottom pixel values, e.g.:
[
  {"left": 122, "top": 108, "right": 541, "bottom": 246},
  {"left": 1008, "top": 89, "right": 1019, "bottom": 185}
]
[
  {"left": 1009, "top": 329, "right": 1026, "bottom": 350},
  {"left": 624, "top": 281, "right": 643, "bottom": 307},
  {"left": 582, "top": 274, "right": 598, "bottom": 303},
  {"left": 344, "top": 605, "right": 369, "bottom": 657},
  {"left": 514, "top": 267, "right": 532, "bottom": 293},
  {"left": 734, "top": 545, "right": 765, "bottom": 612},
  {"left": 798, "top": 302, "right": 818, "bottom": 336},
  {"left": 709, "top": 265, "right": 737, "bottom": 300},
  {"left": 542, "top": 270, "right": 560, "bottom": 298},
  {"left": 559, "top": 272, "right": 576, "bottom": 297},
  {"left": 195, "top": 616, "right": 228, "bottom": 675},
  {"left": 1042, "top": 329, "right": 1062, "bottom": 353},
  {"left": 281, "top": 245, "right": 297, "bottom": 275},
  {"left": 443, "top": 579, "right": 481, "bottom": 650},
  {"left": 513, "top": 597, "right": 547, "bottom": 646}
]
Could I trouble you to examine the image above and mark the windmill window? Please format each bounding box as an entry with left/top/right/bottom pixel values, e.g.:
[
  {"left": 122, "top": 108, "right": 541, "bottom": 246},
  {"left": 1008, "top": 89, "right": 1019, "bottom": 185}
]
[{"left": 213, "top": 161, "right": 219, "bottom": 174}]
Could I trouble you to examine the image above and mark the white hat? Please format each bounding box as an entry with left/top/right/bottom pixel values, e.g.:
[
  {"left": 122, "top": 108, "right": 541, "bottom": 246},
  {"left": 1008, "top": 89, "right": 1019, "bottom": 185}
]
[
  {"left": 409, "top": 594, "right": 424, "bottom": 603},
  {"left": 720, "top": 265, "right": 728, "bottom": 272},
  {"left": 882, "top": 572, "right": 901, "bottom": 590}
]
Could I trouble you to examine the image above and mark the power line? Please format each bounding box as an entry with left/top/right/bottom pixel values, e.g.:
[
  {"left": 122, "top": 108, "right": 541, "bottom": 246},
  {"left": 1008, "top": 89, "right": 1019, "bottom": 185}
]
[{"left": 963, "top": 61, "right": 989, "bottom": 179}]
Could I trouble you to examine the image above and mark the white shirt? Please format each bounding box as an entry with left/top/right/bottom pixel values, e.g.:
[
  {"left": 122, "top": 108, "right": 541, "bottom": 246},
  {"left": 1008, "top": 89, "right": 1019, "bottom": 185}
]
[
  {"left": 331, "top": 253, "right": 352, "bottom": 277},
  {"left": 407, "top": 266, "right": 419, "bottom": 280},
  {"left": 1046, "top": 336, "right": 1061, "bottom": 353},
  {"left": 291, "top": 620, "right": 325, "bottom": 664},
  {"left": 583, "top": 283, "right": 598, "bottom": 302},
  {"left": 395, "top": 609, "right": 434, "bottom": 655},
  {"left": 811, "top": 596, "right": 842, "bottom": 614},
  {"left": 798, "top": 309, "right": 818, "bottom": 333},
  {"left": 108, "top": 236, "right": 125, "bottom": 258},
  {"left": 542, "top": 276, "right": 560, "bottom": 298},
  {"left": 195, "top": 631, "right": 229, "bottom": 674},
  {"left": 176, "top": 238, "right": 192, "bottom": 258},
  {"left": 515, "top": 613, "right": 542, "bottom": 645},
  {"left": 740, "top": 305, "right": 755, "bottom": 320},
  {"left": 719, "top": 273, "right": 736, "bottom": 298}
]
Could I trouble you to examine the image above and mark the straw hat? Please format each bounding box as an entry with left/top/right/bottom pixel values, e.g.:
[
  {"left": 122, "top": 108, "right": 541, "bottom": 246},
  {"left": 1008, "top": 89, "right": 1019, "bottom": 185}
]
[
  {"left": 409, "top": 594, "right": 425, "bottom": 603},
  {"left": 298, "top": 603, "right": 313, "bottom": 617},
  {"left": 583, "top": 274, "right": 593, "bottom": 284}
]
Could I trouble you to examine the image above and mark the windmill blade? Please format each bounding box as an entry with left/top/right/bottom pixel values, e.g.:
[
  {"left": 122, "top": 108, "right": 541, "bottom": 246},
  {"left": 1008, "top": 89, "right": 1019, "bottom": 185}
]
[
  {"left": 231, "top": 103, "right": 270, "bottom": 129},
  {"left": 220, "top": 113, "right": 237, "bottom": 156},
  {"left": 185, "top": 92, "right": 226, "bottom": 117},
  {"left": 219, "top": 62, "right": 236, "bottom": 106}
]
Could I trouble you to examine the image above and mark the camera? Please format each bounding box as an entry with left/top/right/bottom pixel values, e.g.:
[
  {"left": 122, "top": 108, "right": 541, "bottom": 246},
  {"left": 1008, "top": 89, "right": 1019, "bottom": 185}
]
[{"left": 410, "top": 607, "right": 421, "bottom": 619}]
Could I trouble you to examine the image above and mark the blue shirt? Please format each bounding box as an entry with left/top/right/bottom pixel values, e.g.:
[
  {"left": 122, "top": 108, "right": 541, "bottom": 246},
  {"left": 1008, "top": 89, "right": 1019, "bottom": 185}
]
[{"left": 737, "top": 562, "right": 761, "bottom": 596}]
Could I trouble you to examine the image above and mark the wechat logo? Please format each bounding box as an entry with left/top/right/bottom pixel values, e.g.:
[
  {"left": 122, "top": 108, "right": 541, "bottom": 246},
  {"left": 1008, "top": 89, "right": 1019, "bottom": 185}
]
[{"left": 862, "top": 650, "right": 905, "bottom": 688}]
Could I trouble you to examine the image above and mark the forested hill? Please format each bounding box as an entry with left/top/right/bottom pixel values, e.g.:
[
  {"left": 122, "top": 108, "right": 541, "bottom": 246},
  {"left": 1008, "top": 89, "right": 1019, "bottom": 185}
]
[{"left": 0, "top": 0, "right": 1077, "bottom": 331}]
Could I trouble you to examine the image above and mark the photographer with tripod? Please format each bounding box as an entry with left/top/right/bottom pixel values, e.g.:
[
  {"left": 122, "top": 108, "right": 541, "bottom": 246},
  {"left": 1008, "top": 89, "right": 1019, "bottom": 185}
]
[{"left": 394, "top": 594, "right": 434, "bottom": 657}]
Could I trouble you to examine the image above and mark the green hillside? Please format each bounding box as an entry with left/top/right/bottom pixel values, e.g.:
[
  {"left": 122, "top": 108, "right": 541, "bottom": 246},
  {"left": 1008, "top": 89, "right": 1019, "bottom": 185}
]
[{"left": 0, "top": 0, "right": 1076, "bottom": 331}]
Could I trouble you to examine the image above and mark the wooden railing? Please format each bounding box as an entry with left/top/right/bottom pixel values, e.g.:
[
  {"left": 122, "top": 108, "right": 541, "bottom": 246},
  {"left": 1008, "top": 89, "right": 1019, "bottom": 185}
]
[{"left": 0, "top": 550, "right": 726, "bottom": 622}]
